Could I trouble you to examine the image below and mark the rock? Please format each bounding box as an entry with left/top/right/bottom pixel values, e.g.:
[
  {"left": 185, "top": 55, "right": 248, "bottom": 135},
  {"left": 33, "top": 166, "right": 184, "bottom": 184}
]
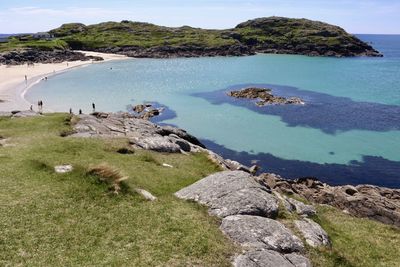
[
  {"left": 175, "top": 171, "right": 279, "bottom": 218},
  {"left": 162, "top": 163, "right": 173, "bottom": 168},
  {"left": 0, "top": 49, "right": 103, "bottom": 65},
  {"left": 249, "top": 165, "right": 260, "bottom": 175},
  {"left": 294, "top": 218, "right": 330, "bottom": 247},
  {"left": 265, "top": 173, "right": 400, "bottom": 227},
  {"left": 235, "top": 250, "right": 296, "bottom": 267},
  {"left": 284, "top": 253, "right": 312, "bottom": 267},
  {"left": 54, "top": 165, "right": 73, "bottom": 173},
  {"left": 130, "top": 136, "right": 181, "bottom": 153},
  {"left": 132, "top": 104, "right": 146, "bottom": 113},
  {"left": 221, "top": 215, "right": 304, "bottom": 253},
  {"left": 135, "top": 189, "right": 157, "bottom": 201},
  {"left": 286, "top": 198, "right": 316, "bottom": 217},
  {"left": 228, "top": 87, "right": 305, "bottom": 106}
]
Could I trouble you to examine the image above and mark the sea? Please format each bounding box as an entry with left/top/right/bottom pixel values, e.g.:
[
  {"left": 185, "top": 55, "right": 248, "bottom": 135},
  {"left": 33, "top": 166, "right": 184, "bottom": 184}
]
[{"left": 26, "top": 35, "right": 400, "bottom": 188}]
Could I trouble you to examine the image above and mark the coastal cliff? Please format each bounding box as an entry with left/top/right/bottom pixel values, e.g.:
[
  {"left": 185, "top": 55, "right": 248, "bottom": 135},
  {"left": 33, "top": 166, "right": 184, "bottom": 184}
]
[{"left": 0, "top": 17, "right": 381, "bottom": 63}]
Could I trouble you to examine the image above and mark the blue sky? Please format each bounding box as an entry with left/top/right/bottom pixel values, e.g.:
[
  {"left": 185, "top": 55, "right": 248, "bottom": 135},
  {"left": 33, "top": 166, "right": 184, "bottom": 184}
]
[{"left": 0, "top": 0, "right": 399, "bottom": 34}]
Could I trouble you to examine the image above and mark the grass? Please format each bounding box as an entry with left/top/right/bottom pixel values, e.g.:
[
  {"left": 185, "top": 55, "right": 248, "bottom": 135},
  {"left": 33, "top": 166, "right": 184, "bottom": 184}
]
[
  {"left": 0, "top": 17, "right": 369, "bottom": 54},
  {"left": 1, "top": 114, "right": 398, "bottom": 266},
  {"left": 278, "top": 194, "right": 400, "bottom": 267},
  {"left": 0, "top": 114, "right": 236, "bottom": 266},
  {"left": 307, "top": 205, "right": 400, "bottom": 267}
]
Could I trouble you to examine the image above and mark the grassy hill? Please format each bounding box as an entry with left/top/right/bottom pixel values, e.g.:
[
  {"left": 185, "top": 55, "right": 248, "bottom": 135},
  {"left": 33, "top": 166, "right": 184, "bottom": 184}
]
[{"left": 0, "top": 17, "right": 381, "bottom": 57}]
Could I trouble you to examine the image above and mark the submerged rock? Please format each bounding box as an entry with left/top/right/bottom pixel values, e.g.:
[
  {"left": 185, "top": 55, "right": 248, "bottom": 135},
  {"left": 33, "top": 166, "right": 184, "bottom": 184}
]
[{"left": 175, "top": 171, "right": 279, "bottom": 218}]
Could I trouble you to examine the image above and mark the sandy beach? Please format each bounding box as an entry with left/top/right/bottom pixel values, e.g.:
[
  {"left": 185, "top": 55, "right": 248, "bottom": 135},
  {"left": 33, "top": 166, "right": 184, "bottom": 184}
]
[{"left": 0, "top": 51, "right": 128, "bottom": 112}]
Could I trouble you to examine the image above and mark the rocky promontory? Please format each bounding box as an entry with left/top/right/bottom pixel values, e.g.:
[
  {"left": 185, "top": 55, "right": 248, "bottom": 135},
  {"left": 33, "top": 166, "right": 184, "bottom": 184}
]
[
  {"left": 228, "top": 87, "right": 305, "bottom": 106},
  {"left": 0, "top": 49, "right": 103, "bottom": 65}
]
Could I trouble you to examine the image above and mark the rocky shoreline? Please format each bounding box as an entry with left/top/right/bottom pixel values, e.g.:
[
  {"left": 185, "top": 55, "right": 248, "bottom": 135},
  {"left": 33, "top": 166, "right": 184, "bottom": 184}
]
[
  {"left": 0, "top": 49, "right": 104, "bottom": 65},
  {"left": 228, "top": 87, "right": 305, "bottom": 106}
]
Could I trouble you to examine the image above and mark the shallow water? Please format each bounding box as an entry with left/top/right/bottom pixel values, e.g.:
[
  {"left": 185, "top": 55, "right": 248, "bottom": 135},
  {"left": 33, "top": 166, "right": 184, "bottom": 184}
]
[{"left": 26, "top": 35, "right": 400, "bottom": 187}]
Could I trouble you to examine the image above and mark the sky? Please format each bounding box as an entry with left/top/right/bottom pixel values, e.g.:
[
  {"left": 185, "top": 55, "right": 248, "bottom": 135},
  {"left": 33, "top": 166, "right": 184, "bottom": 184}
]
[{"left": 0, "top": 0, "right": 399, "bottom": 34}]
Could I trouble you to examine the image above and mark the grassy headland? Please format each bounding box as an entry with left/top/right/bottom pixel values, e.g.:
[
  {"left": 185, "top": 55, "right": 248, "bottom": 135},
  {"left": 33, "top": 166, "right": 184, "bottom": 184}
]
[
  {"left": 0, "top": 17, "right": 381, "bottom": 57},
  {"left": 1, "top": 114, "right": 399, "bottom": 266}
]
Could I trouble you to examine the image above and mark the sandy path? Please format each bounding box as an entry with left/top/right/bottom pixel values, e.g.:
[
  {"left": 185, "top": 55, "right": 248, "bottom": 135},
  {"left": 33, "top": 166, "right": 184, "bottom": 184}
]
[{"left": 0, "top": 51, "right": 129, "bottom": 111}]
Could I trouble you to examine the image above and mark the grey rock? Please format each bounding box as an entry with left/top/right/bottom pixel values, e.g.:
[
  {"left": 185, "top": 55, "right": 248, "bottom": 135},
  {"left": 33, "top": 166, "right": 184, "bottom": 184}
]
[
  {"left": 54, "top": 165, "right": 73, "bottom": 173},
  {"left": 130, "top": 136, "right": 181, "bottom": 153},
  {"left": 286, "top": 198, "right": 316, "bottom": 217},
  {"left": 294, "top": 218, "right": 330, "bottom": 247},
  {"left": 135, "top": 189, "right": 157, "bottom": 201},
  {"left": 234, "top": 249, "right": 295, "bottom": 267},
  {"left": 175, "top": 171, "right": 279, "bottom": 218},
  {"left": 284, "top": 253, "right": 312, "bottom": 267},
  {"left": 221, "top": 215, "right": 304, "bottom": 253}
]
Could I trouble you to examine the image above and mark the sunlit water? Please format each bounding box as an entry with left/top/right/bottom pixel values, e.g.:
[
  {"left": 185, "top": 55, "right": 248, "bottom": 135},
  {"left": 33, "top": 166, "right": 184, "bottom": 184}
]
[{"left": 26, "top": 35, "right": 400, "bottom": 187}]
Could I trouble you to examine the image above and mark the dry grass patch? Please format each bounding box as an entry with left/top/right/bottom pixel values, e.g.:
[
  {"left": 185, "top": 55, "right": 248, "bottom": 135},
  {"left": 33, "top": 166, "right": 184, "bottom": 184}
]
[{"left": 87, "top": 163, "right": 129, "bottom": 194}]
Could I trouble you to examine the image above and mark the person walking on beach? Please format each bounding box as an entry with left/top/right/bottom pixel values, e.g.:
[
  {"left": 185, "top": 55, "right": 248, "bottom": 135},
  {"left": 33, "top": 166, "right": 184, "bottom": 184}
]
[
  {"left": 79, "top": 109, "right": 82, "bottom": 115},
  {"left": 92, "top": 103, "right": 96, "bottom": 113},
  {"left": 24, "top": 75, "right": 27, "bottom": 85},
  {"left": 38, "top": 100, "right": 43, "bottom": 113}
]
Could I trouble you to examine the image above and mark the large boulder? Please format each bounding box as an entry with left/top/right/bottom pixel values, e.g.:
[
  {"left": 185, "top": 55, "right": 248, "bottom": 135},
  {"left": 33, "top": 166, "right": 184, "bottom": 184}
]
[
  {"left": 175, "top": 171, "right": 279, "bottom": 218},
  {"left": 130, "top": 136, "right": 181, "bottom": 153},
  {"left": 234, "top": 250, "right": 311, "bottom": 267},
  {"left": 221, "top": 215, "right": 304, "bottom": 253},
  {"left": 294, "top": 218, "right": 330, "bottom": 247}
]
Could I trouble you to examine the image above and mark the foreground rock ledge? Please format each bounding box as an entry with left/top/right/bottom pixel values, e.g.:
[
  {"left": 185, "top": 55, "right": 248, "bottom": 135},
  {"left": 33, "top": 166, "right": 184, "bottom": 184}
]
[{"left": 175, "top": 171, "right": 278, "bottom": 218}]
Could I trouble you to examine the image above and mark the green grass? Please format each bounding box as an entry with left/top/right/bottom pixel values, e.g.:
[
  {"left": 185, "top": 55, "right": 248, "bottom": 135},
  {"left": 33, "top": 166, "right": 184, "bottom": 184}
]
[
  {"left": 0, "top": 37, "right": 68, "bottom": 52},
  {"left": 307, "top": 205, "right": 400, "bottom": 267},
  {"left": 0, "top": 17, "right": 370, "bottom": 54},
  {"left": 0, "top": 114, "right": 236, "bottom": 266},
  {"left": 1, "top": 114, "right": 398, "bottom": 266}
]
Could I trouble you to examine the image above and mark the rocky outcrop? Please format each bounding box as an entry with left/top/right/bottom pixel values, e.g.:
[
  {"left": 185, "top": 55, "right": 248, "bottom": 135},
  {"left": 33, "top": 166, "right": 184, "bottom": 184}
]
[
  {"left": 228, "top": 87, "right": 305, "bottom": 106},
  {"left": 294, "top": 218, "right": 330, "bottom": 247},
  {"left": 175, "top": 171, "right": 279, "bottom": 218},
  {"left": 260, "top": 173, "right": 400, "bottom": 227},
  {"left": 175, "top": 170, "right": 321, "bottom": 266},
  {"left": 70, "top": 113, "right": 252, "bottom": 172},
  {"left": 0, "top": 49, "right": 103, "bottom": 65}
]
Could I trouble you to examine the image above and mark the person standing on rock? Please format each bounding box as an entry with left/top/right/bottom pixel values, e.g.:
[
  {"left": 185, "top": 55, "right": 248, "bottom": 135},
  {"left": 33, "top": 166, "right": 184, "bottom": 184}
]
[{"left": 92, "top": 103, "right": 96, "bottom": 113}]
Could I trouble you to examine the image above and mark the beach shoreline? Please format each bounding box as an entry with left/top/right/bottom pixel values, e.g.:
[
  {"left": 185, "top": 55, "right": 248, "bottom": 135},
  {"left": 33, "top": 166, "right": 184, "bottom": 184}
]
[{"left": 0, "top": 51, "right": 128, "bottom": 112}]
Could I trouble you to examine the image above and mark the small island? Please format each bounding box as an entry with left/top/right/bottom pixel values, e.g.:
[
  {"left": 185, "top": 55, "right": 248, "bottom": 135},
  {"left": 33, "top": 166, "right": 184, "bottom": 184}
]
[{"left": 228, "top": 87, "right": 305, "bottom": 106}]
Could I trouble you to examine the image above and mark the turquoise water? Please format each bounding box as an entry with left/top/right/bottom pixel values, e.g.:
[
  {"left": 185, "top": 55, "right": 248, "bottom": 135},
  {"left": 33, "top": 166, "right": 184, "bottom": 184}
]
[{"left": 26, "top": 35, "right": 400, "bottom": 187}]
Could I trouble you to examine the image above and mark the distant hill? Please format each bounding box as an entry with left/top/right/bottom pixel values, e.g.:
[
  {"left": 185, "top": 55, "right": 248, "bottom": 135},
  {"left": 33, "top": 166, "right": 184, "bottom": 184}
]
[{"left": 1, "top": 17, "right": 382, "bottom": 57}]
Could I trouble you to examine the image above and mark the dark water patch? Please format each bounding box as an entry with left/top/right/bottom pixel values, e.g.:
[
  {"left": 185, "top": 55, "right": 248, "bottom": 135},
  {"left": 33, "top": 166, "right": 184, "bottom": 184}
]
[
  {"left": 193, "top": 83, "right": 400, "bottom": 134},
  {"left": 202, "top": 139, "right": 400, "bottom": 188}
]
